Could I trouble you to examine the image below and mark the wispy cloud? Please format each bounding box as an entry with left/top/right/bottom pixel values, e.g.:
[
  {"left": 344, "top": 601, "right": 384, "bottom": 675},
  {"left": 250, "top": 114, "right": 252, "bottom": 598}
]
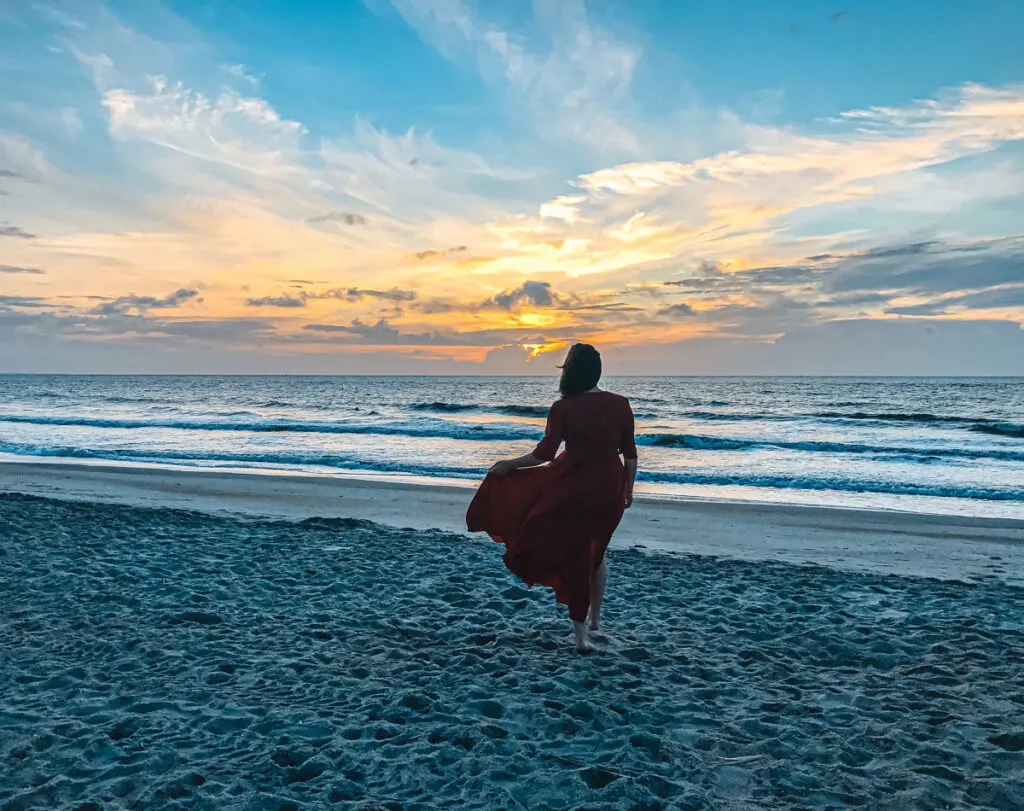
[
  {"left": 308, "top": 211, "right": 369, "bottom": 225},
  {"left": 385, "top": 0, "right": 641, "bottom": 153},
  {"left": 3, "top": 1, "right": 1023, "bottom": 371},
  {"left": 0, "top": 223, "right": 37, "bottom": 239},
  {"left": 0, "top": 265, "right": 45, "bottom": 275},
  {"left": 92, "top": 288, "right": 201, "bottom": 315},
  {"left": 245, "top": 294, "right": 307, "bottom": 308},
  {"left": 223, "top": 63, "right": 260, "bottom": 88}
]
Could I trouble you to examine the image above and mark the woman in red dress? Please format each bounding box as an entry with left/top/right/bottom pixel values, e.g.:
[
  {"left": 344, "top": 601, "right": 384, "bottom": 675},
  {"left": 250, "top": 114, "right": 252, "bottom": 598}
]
[{"left": 466, "top": 343, "right": 638, "bottom": 653}]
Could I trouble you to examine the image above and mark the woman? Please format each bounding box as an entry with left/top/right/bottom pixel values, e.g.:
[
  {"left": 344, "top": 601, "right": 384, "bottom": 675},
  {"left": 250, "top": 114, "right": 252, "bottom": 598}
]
[{"left": 466, "top": 343, "right": 638, "bottom": 653}]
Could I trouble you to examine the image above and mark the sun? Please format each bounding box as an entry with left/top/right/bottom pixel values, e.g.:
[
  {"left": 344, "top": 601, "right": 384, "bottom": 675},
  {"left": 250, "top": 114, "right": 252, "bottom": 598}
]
[{"left": 518, "top": 312, "right": 557, "bottom": 327}]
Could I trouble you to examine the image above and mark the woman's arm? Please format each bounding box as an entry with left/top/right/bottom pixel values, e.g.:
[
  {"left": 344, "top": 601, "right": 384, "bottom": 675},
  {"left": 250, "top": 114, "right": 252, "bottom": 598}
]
[
  {"left": 489, "top": 453, "right": 544, "bottom": 476},
  {"left": 624, "top": 457, "right": 638, "bottom": 508},
  {"left": 621, "top": 398, "right": 638, "bottom": 508},
  {"left": 490, "top": 400, "right": 563, "bottom": 476}
]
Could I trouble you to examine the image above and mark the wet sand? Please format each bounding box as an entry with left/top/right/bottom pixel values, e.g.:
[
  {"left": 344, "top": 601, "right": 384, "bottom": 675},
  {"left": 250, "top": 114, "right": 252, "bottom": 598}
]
[
  {"left": 2, "top": 460, "right": 1022, "bottom": 585},
  {"left": 1, "top": 485, "right": 1023, "bottom": 809}
]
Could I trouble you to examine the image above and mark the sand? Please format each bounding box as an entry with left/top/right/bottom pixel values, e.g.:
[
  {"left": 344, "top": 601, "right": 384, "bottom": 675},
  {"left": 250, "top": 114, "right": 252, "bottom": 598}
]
[
  {"left": 2, "top": 462, "right": 1024, "bottom": 809},
  {"left": 2, "top": 460, "right": 1023, "bottom": 586}
]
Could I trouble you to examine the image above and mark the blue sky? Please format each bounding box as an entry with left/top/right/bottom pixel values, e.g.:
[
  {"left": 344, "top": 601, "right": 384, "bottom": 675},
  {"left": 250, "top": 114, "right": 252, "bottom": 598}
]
[{"left": 1, "top": 0, "right": 1023, "bottom": 373}]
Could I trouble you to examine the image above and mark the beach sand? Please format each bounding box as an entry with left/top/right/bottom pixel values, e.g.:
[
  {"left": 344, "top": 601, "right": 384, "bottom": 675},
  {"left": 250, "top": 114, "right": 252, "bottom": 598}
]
[{"left": 1, "top": 463, "right": 1023, "bottom": 809}]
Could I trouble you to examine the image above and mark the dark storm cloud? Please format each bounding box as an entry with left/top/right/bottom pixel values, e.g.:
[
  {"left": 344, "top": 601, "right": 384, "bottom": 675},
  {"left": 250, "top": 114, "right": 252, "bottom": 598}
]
[
  {"left": 0, "top": 223, "right": 36, "bottom": 239},
  {"left": 0, "top": 264, "right": 44, "bottom": 274},
  {"left": 308, "top": 211, "right": 368, "bottom": 226},
  {"left": 92, "top": 288, "right": 200, "bottom": 315}
]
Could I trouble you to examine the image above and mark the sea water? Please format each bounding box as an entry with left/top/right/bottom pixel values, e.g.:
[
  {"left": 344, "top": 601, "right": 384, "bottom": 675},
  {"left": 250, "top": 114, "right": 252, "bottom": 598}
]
[{"left": 0, "top": 375, "right": 1022, "bottom": 519}]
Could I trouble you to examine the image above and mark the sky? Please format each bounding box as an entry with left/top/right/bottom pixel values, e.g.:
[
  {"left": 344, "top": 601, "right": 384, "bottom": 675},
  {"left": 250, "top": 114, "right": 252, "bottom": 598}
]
[{"left": 1, "top": 0, "right": 1023, "bottom": 375}]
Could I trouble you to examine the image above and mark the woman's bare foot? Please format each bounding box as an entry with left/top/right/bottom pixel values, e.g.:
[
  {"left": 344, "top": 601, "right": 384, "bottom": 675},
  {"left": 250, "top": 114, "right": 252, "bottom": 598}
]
[{"left": 572, "top": 620, "right": 592, "bottom": 654}]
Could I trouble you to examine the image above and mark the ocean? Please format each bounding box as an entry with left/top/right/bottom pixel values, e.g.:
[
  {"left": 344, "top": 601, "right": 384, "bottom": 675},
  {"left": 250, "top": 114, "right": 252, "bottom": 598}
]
[{"left": 1, "top": 375, "right": 1022, "bottom": 519}]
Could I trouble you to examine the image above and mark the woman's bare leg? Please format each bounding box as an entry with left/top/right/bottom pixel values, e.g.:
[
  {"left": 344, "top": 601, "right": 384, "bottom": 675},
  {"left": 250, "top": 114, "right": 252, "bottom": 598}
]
[
  {"left": 588, "top": 560, "right": 607, "bottom": 631},
  {"left": 572, "top": 620, "right": 592, "bottom": 653}
]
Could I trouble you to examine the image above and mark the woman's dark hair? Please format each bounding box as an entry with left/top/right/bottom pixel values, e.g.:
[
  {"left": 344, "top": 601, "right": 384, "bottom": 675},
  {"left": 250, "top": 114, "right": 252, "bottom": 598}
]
[{"left": 559, "top": 343, "right": 602, "bottom": 397}]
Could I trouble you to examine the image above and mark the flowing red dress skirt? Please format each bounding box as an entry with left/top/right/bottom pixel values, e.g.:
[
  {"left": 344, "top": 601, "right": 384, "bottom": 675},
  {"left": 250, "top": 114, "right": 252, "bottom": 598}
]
[{"left": 466, "top": 451, "right": 627, "bottom": 622}]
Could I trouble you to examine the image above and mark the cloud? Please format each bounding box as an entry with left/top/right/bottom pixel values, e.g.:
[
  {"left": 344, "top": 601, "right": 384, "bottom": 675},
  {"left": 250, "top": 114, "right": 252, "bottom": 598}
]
[
  {"left": 0, "top": 265, "right": 44, "bottom": 275},
  {"left": 0, "top": 223, "right": 36, "bottom": 239},
  {"left": 657, "top": 302, "right": 695, "bottom": 318},
  {"left": 8, "top": 1, "right": 1024, "bottom": 373},
  {"left": 483, "top": 281, "right": 558, "bottom": 310},
  {"left": 331, "top": 287, "right": 417, "bottom": 303},
  {"left": 410, "top": 246, "right": 469, "bottom": 261},
  {"left": 246, "top": 287, "right": 417, "bottom": 307},
  {"left": 0, "top": 170, "right": 21, "bottom": 178},
  {"left": 886, "top": 285, "right": 1024, "bottom": 316},
  {"left": 302, "top": 318, "right": 457, "bottom": 345},
  {"left": 825, "top": 241, "right": 1024, "bottom": 296},
  {"left": 0, "top": 295, "right": 48, "bottom": 308},
  {"left": 386, "top": 0, "right": 641, "bottom": 153},
  {"left": 308, "top": 211, "right": 368, "bottom": 225},
  {"left": 61, "top": 108, "right": 85, "bottom": 138},
  {"left": 244, "top": 294, "right": 307, "bottom": 308},
  {"left": 102, "top": 76, "right": 307, "bottom": 177},
  {"left": 223, "top": 63, "right": 260, "bottom": 88},
  {"left": 92, "top": 288, "right": 201, "bottom": 315}
]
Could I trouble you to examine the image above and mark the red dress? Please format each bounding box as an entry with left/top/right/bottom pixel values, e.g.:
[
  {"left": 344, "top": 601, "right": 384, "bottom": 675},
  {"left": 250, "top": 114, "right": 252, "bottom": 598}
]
[{"left": 466, "top": 391, "right": 637, "bottom": 622}]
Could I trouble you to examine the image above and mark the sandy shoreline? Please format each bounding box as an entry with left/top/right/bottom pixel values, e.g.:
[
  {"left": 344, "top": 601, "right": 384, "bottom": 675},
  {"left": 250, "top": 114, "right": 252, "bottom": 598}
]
[
  {"left": 1, "top": 459, "right": 1022, "bottom": 585},
  {"left": 2, "top": 493, "right": 1022, "bottom": 809}
]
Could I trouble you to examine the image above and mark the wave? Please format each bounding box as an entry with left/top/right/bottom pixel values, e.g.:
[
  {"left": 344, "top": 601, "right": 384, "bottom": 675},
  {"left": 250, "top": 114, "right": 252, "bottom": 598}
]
[
  {"left": 637, "top": 470, "right": 1024, "bottom": 502},
  {"left": 814, "top": 411, "right": 1024, "bottom": 437},
  {"left": 411, "top": 402, "right": 477, "bottom": 413},
  {"left": 410, "top": 401, "right": 550, "bottom": 417},
  {"left": 814, "top": 410, "right": 979, "bottom": 425},
  {"left": 971, "top": 423, "right": 1024, "bottom": 439},
  {"left": 677, "top": 411, "right": 771, "bottom": 421},
  {"left": 0, "top": 442, "right": 484, "bottom": 480},
  {"left": 497, "top": 404, "right": 549, "bottom": 416},
  {"left": 640, "top": 433, "right": 1024, "bottom": 462},
  {"left": 2, "top": 441, "right": 1021, "bottom": 501},
  {"left": 4, "top": 414, "right": 1021, "bottom": 461},
  {"left": 0, "top": 414, "right": 539, "bottom": 442}
]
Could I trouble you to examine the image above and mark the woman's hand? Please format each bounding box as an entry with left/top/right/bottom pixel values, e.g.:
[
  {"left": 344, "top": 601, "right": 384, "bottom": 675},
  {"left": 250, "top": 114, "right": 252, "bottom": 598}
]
[
  {"left": 489, "top": 459, "right": 518, "bottom": 477},
  {"left": 624, "top": 487, "right": 634, "bottom": 509}
]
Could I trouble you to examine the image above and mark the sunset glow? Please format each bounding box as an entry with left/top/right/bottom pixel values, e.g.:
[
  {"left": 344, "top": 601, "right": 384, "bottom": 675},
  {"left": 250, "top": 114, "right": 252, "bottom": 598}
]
[{"left": 2, "top": 1, "right": 1023, "bottom": 374}]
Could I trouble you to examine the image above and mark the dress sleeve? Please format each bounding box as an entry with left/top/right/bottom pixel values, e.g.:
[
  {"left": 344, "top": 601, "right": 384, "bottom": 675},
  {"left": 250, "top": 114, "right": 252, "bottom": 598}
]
[
  {"left": 532, "top": 400, "right": 564, "bottom": 461},
  {"left": 619, "top": 398, "right": 637, "bottom": 460}
]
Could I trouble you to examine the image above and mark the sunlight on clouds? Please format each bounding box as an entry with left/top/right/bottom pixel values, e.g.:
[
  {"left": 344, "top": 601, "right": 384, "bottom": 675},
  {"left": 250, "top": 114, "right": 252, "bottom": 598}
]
[{"left": 2, "top": 1, "right": 1023, "bottom": 371}]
